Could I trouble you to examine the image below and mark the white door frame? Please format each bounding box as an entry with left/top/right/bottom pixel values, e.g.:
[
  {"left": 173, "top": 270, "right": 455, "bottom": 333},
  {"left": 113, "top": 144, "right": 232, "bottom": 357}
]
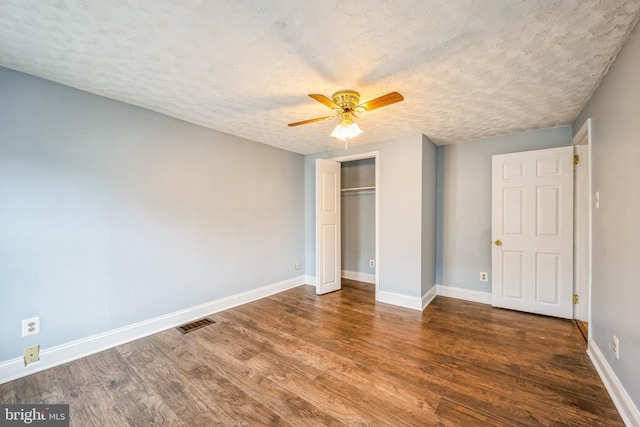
[
  {"left": 323, "top": 151, "right": 380, "bottom": 297},
  {"left": 572, "top": 119, "right": 592, "bottom": 333}
]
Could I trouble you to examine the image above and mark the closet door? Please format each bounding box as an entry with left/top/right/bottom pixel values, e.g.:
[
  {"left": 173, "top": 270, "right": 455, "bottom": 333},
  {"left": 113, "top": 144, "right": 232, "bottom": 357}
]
[{"left": 316, "top": 159, "right": 341, "bottom": 295}]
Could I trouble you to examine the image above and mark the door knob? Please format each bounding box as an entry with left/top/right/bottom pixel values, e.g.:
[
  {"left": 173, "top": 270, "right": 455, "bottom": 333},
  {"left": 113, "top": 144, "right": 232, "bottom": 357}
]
[{"left": 494, "top": 239, "right": 502, "bottom": 246}]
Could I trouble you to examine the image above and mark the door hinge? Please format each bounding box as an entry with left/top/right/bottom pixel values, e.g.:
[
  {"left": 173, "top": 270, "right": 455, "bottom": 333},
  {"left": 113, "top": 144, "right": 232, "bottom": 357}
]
[
  {"left": 574, "top": 155, "right": 580, "bottom": 165},
  {"left": 573, "top": 294, "right": 579, "bottom": 304}
]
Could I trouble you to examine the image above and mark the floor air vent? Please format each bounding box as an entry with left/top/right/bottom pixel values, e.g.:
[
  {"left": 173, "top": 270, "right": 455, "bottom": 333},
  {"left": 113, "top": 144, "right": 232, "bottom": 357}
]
[{"left": 177, "top": 318, "right": 215, "bottom": 334}]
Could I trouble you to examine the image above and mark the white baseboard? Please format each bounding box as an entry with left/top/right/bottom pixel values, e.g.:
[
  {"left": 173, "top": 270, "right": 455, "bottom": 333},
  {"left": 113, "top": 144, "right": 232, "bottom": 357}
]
[
  {"left": 587, "top": 338, "right": 640, "bottom": 426},
  {"left": 376, "top": 290, "right": 422, "bottom": 311},
  {"left": 0, "top": 275, "right": 306, "bottom": 385},
  {"left": 436, "top": 284, "right": 492, "bottom": 305},
  {"left": 341, "top": 270, "right": 375, "bottom": 284},
  {"left": 422, "top": 286, "right": 437, "bottom": 310},
  {"left": 304, "top": 274, "right": 317, "bottom": 286}
]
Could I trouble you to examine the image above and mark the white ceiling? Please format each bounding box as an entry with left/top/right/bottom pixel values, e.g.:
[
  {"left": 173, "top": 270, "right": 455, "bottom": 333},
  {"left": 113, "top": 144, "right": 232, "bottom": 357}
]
[{"left": 1, "top": 1, "right": 639, "bottom": 154}]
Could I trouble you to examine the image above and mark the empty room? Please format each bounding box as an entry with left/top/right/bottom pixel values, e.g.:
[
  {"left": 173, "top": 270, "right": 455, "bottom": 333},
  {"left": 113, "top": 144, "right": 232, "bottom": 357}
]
[{"left": 1, "top": 1, "right": 639, "bottom": 426}]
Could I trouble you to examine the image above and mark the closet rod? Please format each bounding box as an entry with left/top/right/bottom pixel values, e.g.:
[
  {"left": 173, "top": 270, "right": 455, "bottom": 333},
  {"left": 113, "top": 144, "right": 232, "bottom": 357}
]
[{"left": 341, "top": 186, "right": 375, "bottom": 192}]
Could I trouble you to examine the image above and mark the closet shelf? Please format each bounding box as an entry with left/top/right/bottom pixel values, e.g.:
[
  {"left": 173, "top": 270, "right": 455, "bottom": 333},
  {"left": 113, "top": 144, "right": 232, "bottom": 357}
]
[{"left": 341, "top": 186, "right": 375, "bottom": 192}]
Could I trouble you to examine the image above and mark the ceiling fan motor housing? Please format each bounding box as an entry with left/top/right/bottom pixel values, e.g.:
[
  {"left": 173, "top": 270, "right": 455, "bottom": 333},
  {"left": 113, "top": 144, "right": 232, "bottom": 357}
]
[{"left": 332, "top": 90, "right": 360, "bottom": 112}]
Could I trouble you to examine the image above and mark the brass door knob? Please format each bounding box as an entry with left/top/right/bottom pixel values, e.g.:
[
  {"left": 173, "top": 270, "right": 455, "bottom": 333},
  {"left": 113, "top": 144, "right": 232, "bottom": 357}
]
[{"left": 494, "top": 239, "right": 502, "bottom": 246}]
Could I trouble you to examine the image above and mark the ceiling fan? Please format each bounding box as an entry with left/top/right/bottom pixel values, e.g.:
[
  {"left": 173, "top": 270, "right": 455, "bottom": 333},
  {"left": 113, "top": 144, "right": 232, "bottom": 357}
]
[{"left": 288, "top": 90, "right": 404, "bottom": 141}]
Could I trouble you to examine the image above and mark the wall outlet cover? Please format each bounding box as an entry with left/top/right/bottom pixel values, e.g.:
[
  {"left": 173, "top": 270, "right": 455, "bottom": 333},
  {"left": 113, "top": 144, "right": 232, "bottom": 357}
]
[
  {"left": 22, "top": 316, "right": 40, "bottom": 337},
  {"left": 24, "top": 345, "right": 40, "bottom": 366}
]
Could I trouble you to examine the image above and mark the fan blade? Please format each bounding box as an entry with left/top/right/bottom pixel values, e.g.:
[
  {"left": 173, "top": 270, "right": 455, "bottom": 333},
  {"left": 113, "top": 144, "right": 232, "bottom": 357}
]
[
  {"left": 357, "top": 91, "right": 404, "bottom": 112},
  {"left": 288, "top": 116, "right": 336, "bottom": 127},
  {"left": 309, "top": 94, "right": 341, "bottom": 110}
]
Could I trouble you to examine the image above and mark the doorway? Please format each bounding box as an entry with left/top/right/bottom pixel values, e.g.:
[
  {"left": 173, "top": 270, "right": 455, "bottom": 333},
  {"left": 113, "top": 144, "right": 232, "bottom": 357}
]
[
  {"left": 341, "top": 158, "right": 376, "bottom": 285},
  {"left": 315, "top": 151, "right": 380, "bottom": 297}
]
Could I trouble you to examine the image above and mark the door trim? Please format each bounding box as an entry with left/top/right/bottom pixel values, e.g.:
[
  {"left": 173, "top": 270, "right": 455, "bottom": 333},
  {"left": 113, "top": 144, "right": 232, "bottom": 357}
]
[
  {"left": 327, "top": 151, "right": 380, "bottom": 298},
  {"left": 572, "top": 118, "right": 592, "bottom": 334}
]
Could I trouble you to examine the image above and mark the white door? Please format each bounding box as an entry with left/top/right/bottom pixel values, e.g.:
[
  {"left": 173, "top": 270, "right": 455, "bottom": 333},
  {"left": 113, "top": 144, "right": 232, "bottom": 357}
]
[
  {"left": 491, "top": 146, "right": 574, "bottom": 318},
  {"left": 316, "top": 159, "right": 341, "bottom": 295}
]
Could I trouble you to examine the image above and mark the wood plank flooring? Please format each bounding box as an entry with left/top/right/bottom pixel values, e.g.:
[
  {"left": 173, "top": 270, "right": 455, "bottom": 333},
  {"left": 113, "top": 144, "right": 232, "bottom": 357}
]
[{"left": 0, "top": 279, "right": 623, "bottom": 426}]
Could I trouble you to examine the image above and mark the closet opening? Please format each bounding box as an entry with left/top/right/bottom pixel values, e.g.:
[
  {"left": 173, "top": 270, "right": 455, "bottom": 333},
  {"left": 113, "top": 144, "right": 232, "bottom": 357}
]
[
  {"left": 316, "top": 151, "right": 379, "bottom": 297},
  {"left": 340, "top": 157, "right": 376, "bottom": 287}
]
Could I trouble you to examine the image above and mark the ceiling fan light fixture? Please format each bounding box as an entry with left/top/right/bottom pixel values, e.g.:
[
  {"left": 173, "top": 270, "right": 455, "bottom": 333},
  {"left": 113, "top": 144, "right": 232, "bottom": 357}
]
[
  {"left": 289, "top": 89, "right": 402, "bottom": 143},
  {"left": 331, "top": 120, "right": 362, "bottom": 141}
]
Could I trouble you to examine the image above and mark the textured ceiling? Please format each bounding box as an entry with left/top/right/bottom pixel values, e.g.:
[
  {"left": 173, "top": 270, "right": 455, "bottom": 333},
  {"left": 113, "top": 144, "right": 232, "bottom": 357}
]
[{"left": 1, "top": 1, "right": 639, "bottom": 154}]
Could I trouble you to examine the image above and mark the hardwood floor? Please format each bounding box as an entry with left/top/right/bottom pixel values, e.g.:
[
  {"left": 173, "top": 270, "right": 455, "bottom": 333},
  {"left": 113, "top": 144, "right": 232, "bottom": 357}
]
[{"left": 0, "top": 279, "right": 623, "bottom": 426}]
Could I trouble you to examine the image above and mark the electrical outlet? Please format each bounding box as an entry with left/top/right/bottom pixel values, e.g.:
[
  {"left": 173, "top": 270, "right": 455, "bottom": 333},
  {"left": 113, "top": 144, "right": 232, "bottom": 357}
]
[
  {"left": 295, "top": 261, "right": 300, "bottom": 270},
  {"left": 369, "top": 260, "right": 375, "bottom": 268},
  {"left": 480, "top": 272, "right": 488, "bottom": 282},
  {"left": 22, "top": 317, "right": 40, "bottom": 337},
  {"left": 24, "top": 345, "right": 40, "bottom": 366},
  {"left": 613, "top": 335, "right": 619, "bottom": 359}
]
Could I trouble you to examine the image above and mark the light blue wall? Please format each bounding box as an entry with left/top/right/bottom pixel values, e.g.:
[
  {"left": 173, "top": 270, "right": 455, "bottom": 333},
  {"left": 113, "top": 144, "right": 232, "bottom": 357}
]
[
  {"left": 0, "top": 68, "right": 305, "bottom": 362},
  {"left": 341, "top": 159, "right": 375, "bottom": 276},
  {"left": 305, "top": 135, "right": 434, "bottom": 297},
  {"left": 421, "top": 135, "right": 437, "bottom": 295},
  {"left": 436, "top": 126, "right": 572, "bottom": 291},
  {"left": 341, "top": 158, "right": 375, "bottom": 189},
  {"left": 573, "top": 22, "right": 640, "bottom": 407}
]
